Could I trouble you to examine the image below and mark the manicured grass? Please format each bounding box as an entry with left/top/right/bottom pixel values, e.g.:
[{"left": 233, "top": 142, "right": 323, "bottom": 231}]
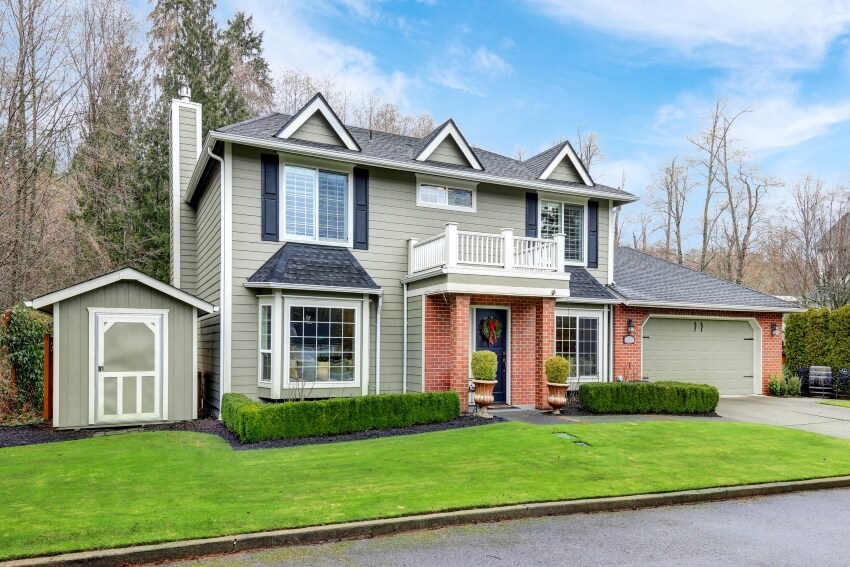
[
  {"left": 820, "top": 400, "right": 850, "bottom": 408},
  {"left": 3, "top": 421, "right": 850, "bottom": 559}
]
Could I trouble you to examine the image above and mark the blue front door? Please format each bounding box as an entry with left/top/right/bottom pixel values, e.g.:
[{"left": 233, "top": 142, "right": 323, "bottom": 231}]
[{"left": 475, "top": 308, "right": 508, "bottom": 404}]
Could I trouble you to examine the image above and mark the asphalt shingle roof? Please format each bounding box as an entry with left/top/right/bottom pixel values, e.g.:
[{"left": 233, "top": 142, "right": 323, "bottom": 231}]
[
  {"left": 612, "top": 246, "right": 800, "bottom": 310},
  {"left": 216, "top": 113, "right": 634, "bottom": 200},
  {"left": 248, "top": 243, "right": 380, "bottom": 291},
  {"left": 523, "top": 141, "right": 570, "bottom": 179},
  {"left": 564, "top": 266, "right": 618, "bottom": 301}
]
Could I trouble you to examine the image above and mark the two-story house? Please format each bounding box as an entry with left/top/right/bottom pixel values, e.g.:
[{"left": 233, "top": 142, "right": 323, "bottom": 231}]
[{"left": 30, "top": 91, "right": 803, "bottom": 429}]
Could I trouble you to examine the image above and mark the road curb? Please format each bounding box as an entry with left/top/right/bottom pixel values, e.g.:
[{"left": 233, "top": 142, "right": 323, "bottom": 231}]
[{"left": 6, "top": 476, "right": 850, "bottom": 566}]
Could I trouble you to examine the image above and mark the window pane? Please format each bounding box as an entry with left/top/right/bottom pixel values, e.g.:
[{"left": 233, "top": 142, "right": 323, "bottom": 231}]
[
  {"left": 285, "top": 166, "right": 315, "bottom": 237},
  {"left": 318, "top": 171, "right": 347, "bottom": 241},
  {"left": 447, "top": 188, "right": 473, "bottom": 208},
  {"left": 540, "top": 201, "right": 561, "bottom": 240},
  {"left": 563, "top": 204, "right": 583, "bottom": 262},
  {"left": 420, "top": 184, "right": 446, "bottom": 205},
  {"left": 261, "top": 352, "right": 271, "bottom": 382},
  {"left": 578, "top": 318, "right": 599, "bottom": 378},
  {"left": 288, "top": 305, "right": 357, "bottom": 383},
  {"left": 555, "top": 316, "right": 577, "bottom": 378},
  {"left": 260, "top": 305, "right": 271, "bottom": 351}
]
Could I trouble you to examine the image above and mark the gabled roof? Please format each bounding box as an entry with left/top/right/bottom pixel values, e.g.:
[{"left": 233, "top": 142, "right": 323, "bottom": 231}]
[
  {"left": 611, "top": 246, "right": 804, "bottom": 312},
  {"left": 246, "top": 243, "right": 381, "bottom": 294},
  {"left": 274, "top": 93, "right": 360, "bottom": 152},
  {"left": 203, "top": 112, "right": 636, "bottom": 205},
  {"left": 524, "top": 141, "right": 593, "bottom": 186},
  {"left": 26, "top": 268, "right": 217, "bottom": 314},
  {"left": 412, "top": 119, "right": 483, "bottom": 170}
]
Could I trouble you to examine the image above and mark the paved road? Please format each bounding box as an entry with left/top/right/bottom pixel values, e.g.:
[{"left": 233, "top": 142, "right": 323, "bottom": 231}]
[
  {"left": 165, "top": 489, "right": 850, "bottom": 567},
  {"left": 717, "top": 396, "right": 850, "bottom": 439}
]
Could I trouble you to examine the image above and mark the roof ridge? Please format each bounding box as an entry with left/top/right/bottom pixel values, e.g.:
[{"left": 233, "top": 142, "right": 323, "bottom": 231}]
[{"left": 615, "top": 245, "right": 794, "bottom": 306}]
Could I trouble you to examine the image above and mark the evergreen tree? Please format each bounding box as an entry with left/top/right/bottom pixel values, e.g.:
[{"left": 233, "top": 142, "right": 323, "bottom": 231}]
[{"left": 223, "top": 12, "right": 274, "bottom": 116}]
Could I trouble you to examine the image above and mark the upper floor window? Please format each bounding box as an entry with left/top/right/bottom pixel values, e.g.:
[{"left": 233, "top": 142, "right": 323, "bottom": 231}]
[
  {"left": 283, "top": 165, "right": 348, "bottom": 243},
  {"left": 541, "top": 200, "right": 584, "bottom": 263},
  {"left": 417, "top": 183, "right": 475, "bottom": 212}
]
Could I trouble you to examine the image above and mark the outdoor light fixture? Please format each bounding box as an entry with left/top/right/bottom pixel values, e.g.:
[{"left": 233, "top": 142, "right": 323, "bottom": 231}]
[
  {"left": 771, "top": 322, "right": 779, "bottom": 336},
  {"left": 626, "top": 318, "right": 635, "bottom": 335}
]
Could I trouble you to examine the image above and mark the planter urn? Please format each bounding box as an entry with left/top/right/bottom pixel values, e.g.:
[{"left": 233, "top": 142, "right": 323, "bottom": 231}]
[
  {"left": 472, "top": 379, "right": 497, "bottom": 418},
  {"left": 547, "top": 382, "right": 568, "bottom": 415}
]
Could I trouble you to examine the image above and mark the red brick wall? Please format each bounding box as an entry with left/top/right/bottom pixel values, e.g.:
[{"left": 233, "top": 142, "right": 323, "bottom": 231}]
[
  {"left": 423, "top": 294, "right": 556, "bottom": 411},
  {"left": 612, "top": 305, "right": 783, "bottom": 394}
]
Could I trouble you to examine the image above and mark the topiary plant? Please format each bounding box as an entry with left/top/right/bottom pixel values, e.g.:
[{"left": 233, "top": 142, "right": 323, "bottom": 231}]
[
  {"left": 470, "top": 350, "right": 497, "bottom": 381},
  {"left": 545, "top": 355, "right": 569, "bottom": 384}
]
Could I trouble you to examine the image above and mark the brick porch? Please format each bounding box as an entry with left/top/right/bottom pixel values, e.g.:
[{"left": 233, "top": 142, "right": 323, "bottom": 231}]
[{"left": 423, "top": 294, "right": 556, "bottom": 410}]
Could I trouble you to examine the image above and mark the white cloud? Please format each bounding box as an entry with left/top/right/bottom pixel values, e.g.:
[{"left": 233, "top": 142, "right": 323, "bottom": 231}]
[
  {"left": 429, "top": 44, "right": 512, "bottom": 94},
  {"left": 219, "top": 0, "right": 414, "bottom": 106},
  {"left": 530, "top": 0, "right": 850, "bottom": 70},
  {"left": 472, "top": 47, "right": 511, "bottom": 75}
]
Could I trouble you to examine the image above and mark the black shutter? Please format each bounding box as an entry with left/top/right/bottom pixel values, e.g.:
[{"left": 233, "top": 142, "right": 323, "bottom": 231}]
[
  {"left": 525, "top": 192, "right": 538, "bottom": 237},
  {"left": 353, "top": 167, "right": 369, "bottom": 250},
  {"left": 260, "top": 154, "right": 279, "bottom": 241},
  {"left": 587, "top": 200, "right": 599, "bottom": 268}
]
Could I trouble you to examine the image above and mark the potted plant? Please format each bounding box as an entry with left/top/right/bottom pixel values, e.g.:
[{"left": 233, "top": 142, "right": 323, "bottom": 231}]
[
  {"left": 545, "top": 355, "right": 570, "bottom": 415},
  {"left": 471, "top": 350, "right": 498, "bottom": 418}
]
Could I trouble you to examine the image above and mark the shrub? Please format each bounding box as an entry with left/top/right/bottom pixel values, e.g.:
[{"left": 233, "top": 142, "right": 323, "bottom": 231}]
[
  {"left": 222, "top": 391, "right": 461, "bottom": 443},
  {"left": 544, "top": 355, "right": 569, "bottom": 384},
  {"left": 470, "top": 350, "right": 497, "bottom": 381},
  {"left": 578, "top": 382, "right": 719, "bottom": 414},
  {"left": 807, "top": 308, "right": 830, "bottom": 366},
  {"left": 785, "top": 375, "right": 802, "bottom": 396},
  {"left": 768, "top": 374, "right": 784, "bottom": 396},
  {"left": 784, "top": 312, "right": 807, "bottom": 372},
  {"left": 827, "top": 306, "right": 850, "bottom": 374},
  {"left": 0, "top": 305, "right": 50, "bottom": 412}
]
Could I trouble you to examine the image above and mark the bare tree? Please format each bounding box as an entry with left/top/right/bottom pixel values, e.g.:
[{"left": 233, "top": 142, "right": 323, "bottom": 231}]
[
  {"left": 575, "top": 128, "right": 605, "bottom": 174},
  {"left": 647, "top": 157, "right": 694, "bottom": 264},
  {"left": 613, "top": 170, "right": 626, "bottom": 246}
]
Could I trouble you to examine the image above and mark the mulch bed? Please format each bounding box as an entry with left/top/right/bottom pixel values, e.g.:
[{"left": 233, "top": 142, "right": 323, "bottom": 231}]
[{"left": 0, "top": 415, "right": 504, "bottom": 450}]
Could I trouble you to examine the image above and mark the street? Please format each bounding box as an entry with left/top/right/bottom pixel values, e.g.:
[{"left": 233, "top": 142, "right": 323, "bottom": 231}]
[{"left": 166, "top": 488, "right": 850, "bottom": 566}]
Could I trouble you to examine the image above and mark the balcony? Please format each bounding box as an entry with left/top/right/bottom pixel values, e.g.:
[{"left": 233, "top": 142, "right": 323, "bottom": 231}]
[{"left": 408, "top": 223, "right": 567, "bottom": 277}]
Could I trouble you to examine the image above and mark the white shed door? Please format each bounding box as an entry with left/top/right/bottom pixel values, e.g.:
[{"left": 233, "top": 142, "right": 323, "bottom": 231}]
[
  {"left": 94, "top": 313, "right": 163, "bottom": 423},
  {"left": 642, "top": 317, "right": 756, "bottom": 395}
]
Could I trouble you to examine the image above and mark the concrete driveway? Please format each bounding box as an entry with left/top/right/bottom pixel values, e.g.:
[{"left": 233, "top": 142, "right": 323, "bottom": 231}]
[{"left": 717, "top": 396, "right": 850, "bottom": 439}]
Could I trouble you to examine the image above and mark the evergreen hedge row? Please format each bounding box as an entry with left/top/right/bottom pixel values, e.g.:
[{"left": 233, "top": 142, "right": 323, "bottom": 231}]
[
  {"left": 221, "top": 391, "right": 461, "bottom": 443},
  {"left": 578, "top": 381, "right": 719, "bottom": 414},
  {"left": 785, "top": 306, "right": 850, "bottom": 374}
]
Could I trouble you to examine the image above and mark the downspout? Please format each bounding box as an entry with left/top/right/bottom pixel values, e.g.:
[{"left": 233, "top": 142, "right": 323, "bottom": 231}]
[
  {"left": 207, "top": 147, "right": 226, "bottom": 415},
  {"left": 375, "top": 293, "right": 383, "bottom": 395},
  {"left": 402, "top": 282, "right": 408, "bottom": 393}
]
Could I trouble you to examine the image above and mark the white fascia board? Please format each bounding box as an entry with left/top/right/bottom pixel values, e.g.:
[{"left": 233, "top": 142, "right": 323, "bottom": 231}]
[
  {"left": 401, "top": 266, "right": 571, "bottom": 284},
  {"left": 244, "top": 281, "right": 383, "bottom": 296},
  {"left": 185, "top": 132, "right": 640, "bottom": 205},
  {"left": 276, "top": 95, "right": 360, "bottom": 152},
  {"left": 30, "top": 268, "right": 217, "bottom": 314},
  {"left": 411, "top": 283, "right": 570, "bottom": 298},
  {"left": 619, "top": 299, "right": 806, "bottom": 313},
  {"left": 414, "top": 121, "right": 483, "bottom": 171},
  {"left": 539, "top": 141, "right": 594, "bottom": 186}
]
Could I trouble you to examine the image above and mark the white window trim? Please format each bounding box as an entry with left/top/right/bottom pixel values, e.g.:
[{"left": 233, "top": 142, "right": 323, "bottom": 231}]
[
  {"left": 539, "top": 197, "right": 588, "bottom": 266},
  {"left": 258, "top": 299, "right": 274, "bottom": 386},
  {"left": 415, "top": 174, "right": 477, "bottom": 212},
  {"left": 279, "top": 156, "right": 355, "bottom": 247},
  {"left": 554, "top": 307, "right": 607, "bottom": 383},
  {"left": 282, "top": 296, "right": 363, "bottom": 389}
]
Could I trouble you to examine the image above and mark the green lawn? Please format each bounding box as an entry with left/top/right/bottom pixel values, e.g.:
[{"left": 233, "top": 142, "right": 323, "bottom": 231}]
[
  {"left": 3, "top": 421, "right": 850, "bottom": 560},
  {"left": 820, "top": 400, "right": 850, "bottom": 408}
]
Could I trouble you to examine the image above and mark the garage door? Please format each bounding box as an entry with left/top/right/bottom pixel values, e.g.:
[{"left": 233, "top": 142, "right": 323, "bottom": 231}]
[{"left": 642, "top": 318, "right": 756, "bottom": 394}]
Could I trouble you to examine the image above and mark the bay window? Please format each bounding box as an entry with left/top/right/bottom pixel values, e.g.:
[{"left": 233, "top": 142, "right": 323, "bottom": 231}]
[
  {"left": 258, "top": 302, "right": 272, "bottom": 384},
  {"left": 541, "top": 200, "right": 584, "bottom": 263},
  {"left": 283, "top": 165, "right": 349, "bottom": 243},
  {"left": 287, "top": 303, "right": 359, "bottom": 384}
]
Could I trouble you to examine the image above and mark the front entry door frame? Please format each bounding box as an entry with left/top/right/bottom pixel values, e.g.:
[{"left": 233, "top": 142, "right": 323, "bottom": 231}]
[
  {"left": 470, "top": 305, "right": 511, "bottom": 406},
  {"left": 88, "top": 307, "right": 169, "bottom": 425}
]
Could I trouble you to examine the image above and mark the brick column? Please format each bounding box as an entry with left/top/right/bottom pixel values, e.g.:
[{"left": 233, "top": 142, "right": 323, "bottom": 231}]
[
  {"left": 451, "top": 295, "right": 471, "bottom": 411},
  {"left": 535, "top": 298, "right": 556, "bottom": 408}
]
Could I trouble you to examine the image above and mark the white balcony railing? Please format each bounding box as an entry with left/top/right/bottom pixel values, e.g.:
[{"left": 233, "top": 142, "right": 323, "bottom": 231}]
[{"left": 409, "top": 223, "right": 565, "bottom": 275}]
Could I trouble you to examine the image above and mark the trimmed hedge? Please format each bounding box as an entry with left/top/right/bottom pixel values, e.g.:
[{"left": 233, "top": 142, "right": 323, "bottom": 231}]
[
  {"left": 785, "top": 307, "right": 850, "bottom": 376},
  {"left": 222, "top": 391, "right": 461, "bottom": 443},
  {"left": 578, "top": 381, "right": 719, "bottom": 415}
]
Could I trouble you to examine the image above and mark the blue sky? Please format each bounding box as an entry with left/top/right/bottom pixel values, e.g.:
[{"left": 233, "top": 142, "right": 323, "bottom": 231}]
[{"left": 186, "top": 1, "right": 850, "bottom": 228}]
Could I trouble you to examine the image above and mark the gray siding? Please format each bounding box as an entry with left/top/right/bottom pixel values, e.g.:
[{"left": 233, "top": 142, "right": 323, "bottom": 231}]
[
  {"left": 172, "top": 103, "right": 200, "bottom": 292},
  {"left": 548, "top": 158, "right": 583, "bottom": 183},
  {"left": 426, "top": 136, "right": 469, "bottom": 167},
  {"left": 289, "top": 112, "right": 344, "bottom": 146},
  {"left": 216, "top": 144, "right": 612, "bottom": 402},
  {"left": 53, "top": 281, "right": 196, "bottom": 429},
  {"left": 406, "top": 295, "right": 423, "bottom": 393}
]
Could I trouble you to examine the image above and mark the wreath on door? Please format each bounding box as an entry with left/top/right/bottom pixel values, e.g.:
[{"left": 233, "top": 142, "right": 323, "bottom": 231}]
[{"left": 479, "top": 316, "right": 504, "bottom": 346}]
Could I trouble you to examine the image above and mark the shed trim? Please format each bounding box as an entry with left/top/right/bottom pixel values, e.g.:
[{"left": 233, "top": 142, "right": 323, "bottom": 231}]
[{"left": 28, "top": 268, "right": 217, "bottom": 314}]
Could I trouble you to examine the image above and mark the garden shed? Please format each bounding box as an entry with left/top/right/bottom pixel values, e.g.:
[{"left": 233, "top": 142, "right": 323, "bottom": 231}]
[{"left": 27, "top": 268, "right": 216, "bottom": 429}]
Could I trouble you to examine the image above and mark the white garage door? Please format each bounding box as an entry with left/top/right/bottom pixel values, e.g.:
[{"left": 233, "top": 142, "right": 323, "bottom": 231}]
[{"left": 642, "top": 317, "right": 756, "bottom": 395}]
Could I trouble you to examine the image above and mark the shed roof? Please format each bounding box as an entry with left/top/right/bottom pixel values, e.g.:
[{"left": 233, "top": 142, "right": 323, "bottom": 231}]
[{"left": 26, "top": 268, "right": 217, "bottom": 314}]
